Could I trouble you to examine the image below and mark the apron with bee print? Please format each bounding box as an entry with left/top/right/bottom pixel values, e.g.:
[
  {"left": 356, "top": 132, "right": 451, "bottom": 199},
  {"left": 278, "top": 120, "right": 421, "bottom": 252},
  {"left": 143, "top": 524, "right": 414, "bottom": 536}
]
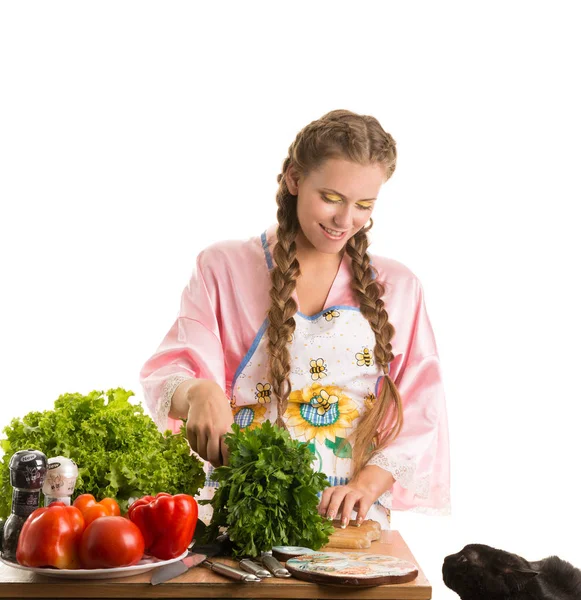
[{"left": 196, "top": 305, "right": 393, "bottom": 530}]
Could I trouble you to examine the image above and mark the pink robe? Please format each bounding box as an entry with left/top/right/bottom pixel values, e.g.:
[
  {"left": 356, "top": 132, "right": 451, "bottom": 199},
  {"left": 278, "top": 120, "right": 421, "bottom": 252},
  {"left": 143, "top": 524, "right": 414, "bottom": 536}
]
[{"left": 139, "top": 223, "right": 451, "bottom": 515}]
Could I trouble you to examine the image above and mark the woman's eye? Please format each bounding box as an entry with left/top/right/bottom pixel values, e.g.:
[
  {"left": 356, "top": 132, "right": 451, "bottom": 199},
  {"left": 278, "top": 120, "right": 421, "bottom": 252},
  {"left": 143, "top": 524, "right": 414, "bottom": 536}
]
[
  {"left": 322, "top": 195, "right": 341, "bottom": 203},
  {"left": 322, "top": 195, "right": 372, "bottom": 211}
]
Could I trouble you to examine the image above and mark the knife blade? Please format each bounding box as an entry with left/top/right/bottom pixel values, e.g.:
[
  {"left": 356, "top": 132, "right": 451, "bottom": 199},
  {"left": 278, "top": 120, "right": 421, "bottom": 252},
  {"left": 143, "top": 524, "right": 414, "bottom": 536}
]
[
  {"left": 150, "top": 551, "right": 207, "bottom": 585},
  {"left": 151, "top": 532, "right": 226, "bottom": 585}
]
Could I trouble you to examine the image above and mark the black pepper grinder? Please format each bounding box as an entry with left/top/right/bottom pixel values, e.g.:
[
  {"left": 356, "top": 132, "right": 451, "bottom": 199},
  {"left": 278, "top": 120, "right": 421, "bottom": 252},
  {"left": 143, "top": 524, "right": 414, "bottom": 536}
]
[{"left": 1, "top": 449, "right": 47, "bottom": 562}]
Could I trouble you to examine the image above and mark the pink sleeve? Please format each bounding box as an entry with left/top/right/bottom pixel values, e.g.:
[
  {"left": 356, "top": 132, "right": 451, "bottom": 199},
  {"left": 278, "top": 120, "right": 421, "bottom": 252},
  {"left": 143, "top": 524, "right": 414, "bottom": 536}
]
[
  {"left": 139, "top": 251, "right": 226, "bottom": 434},
  {"left": 368, "top": 278, "right": 451, "bottom": 515}
]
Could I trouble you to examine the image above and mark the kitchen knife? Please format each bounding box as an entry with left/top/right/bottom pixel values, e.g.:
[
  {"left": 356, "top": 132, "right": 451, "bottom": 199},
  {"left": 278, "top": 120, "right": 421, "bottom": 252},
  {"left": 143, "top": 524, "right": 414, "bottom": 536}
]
[
  {"left": 151, "top": 549, "right": 260, "bottom": 584},
  {"left": 150, "top": 550, "right": 208, "bottom": 585},
  {"left": 151, "top": 533, "right": 257, "bottom": 585}
]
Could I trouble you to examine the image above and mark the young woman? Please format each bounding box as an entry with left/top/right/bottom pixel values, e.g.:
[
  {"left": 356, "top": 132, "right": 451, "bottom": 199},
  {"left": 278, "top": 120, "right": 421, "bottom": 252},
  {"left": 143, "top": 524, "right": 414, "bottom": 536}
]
[{"left": 140, "top": 109, "right": 450, "bottom": 529}]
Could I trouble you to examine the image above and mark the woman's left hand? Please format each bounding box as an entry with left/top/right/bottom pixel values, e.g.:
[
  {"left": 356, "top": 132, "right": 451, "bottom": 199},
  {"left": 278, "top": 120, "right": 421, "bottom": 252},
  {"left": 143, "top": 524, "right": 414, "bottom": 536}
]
[{"left": 318, "top": 466, "right": 395, "bottom": 527}]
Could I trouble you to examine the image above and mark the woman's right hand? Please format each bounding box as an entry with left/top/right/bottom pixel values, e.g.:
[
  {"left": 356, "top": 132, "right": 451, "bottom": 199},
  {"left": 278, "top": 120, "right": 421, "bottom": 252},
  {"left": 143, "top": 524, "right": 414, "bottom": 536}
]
[{"left": 185, "top": 380, "right": 234, "bottom": 467}]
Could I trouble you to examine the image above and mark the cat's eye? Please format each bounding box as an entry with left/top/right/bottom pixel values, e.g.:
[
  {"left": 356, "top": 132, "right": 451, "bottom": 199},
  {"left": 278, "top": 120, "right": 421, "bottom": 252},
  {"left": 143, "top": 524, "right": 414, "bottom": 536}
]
[{"left": 457, "top": 555, "right": 468, "bottom": 563}]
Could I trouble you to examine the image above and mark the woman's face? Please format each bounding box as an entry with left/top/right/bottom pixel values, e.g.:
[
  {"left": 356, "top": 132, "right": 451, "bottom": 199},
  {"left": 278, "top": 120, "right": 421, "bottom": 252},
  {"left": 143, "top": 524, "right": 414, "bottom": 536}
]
[{"left": 286, "top": 157, "right": 387, "bottom": 255}]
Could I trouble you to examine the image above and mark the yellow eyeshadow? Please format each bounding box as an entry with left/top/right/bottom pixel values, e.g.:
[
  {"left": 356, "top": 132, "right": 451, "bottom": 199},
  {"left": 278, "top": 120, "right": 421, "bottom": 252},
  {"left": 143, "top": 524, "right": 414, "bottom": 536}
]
[{"left": 322, "top": 193, "right": 374, "bottom": 208}]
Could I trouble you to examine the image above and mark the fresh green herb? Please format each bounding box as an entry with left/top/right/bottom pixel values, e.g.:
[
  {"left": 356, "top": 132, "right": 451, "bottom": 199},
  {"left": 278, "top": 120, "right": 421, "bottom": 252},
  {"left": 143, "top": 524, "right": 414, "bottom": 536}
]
[
  {"left": 0, "top": 388, "right": 204, "bottom": 518},
  {"left": 201, "top": 421, "right": 335, "bottom": 558}
]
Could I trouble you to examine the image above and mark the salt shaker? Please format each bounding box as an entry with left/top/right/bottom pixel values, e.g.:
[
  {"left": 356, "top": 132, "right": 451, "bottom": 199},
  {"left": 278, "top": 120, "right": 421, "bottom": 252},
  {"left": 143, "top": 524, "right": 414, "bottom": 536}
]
[{"left": 42, "top": 456, "right": 79, "bottom": 506}]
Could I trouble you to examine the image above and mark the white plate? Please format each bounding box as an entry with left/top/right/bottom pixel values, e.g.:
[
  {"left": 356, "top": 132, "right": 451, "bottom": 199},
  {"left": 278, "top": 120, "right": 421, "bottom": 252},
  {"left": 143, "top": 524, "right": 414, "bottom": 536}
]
[{"left": 0, "top": 550, "right": 188, "bottom": 580}]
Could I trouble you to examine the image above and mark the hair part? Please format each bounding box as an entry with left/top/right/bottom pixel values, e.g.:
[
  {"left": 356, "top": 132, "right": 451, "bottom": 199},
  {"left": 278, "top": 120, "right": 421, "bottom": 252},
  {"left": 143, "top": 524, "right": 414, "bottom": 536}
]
[{"left": 266, "top": 108, "right": 403, "bottom": 474}]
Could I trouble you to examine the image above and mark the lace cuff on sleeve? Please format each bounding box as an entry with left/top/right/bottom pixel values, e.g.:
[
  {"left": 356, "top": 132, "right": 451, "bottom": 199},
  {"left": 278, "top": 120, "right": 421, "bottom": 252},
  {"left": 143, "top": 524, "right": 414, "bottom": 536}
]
[
  {"left": 367, "top": 452, "right": 430, "bottom": 507},
  {"left": 157, "top": 374, "right": 192, "bottom": 430}
]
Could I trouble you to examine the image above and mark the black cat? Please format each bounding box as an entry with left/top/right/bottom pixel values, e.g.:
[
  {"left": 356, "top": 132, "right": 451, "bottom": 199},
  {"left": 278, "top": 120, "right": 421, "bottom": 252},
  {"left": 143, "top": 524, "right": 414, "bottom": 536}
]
[{"left": 442, "top": 543, "right": 581, "bottom": 599}]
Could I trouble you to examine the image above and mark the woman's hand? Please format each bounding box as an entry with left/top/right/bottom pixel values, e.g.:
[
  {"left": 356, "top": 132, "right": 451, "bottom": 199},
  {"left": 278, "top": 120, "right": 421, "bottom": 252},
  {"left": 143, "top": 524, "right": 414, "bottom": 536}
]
[
  {"left": 318, "top": 466, "right": 395, "bottom": 526},
  {"left": 185, "top": 380, "right": 234, "bottom": 467}
]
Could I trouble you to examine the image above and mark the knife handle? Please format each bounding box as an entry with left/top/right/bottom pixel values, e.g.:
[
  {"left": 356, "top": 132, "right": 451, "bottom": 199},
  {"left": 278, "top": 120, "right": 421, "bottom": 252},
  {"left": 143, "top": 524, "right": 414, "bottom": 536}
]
[
  {"left": 202, "top": 559, "right": 260, "bottom": 582},
  {"left": 239, "top": 558, "right": 272, "bottom": 578},
  {"left": 261, "top": 553, "right": 292, "bottom": 577}
]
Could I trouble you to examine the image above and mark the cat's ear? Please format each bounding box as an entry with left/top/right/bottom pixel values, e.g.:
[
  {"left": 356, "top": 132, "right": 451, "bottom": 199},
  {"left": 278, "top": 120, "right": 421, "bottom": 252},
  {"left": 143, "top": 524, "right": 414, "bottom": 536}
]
[{"left": 504, "top": 567, "right": 539, "bottom": 591}]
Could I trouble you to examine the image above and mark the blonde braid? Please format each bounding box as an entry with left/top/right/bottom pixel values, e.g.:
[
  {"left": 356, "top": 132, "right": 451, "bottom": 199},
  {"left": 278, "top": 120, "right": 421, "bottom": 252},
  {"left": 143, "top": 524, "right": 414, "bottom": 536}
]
[
  {"left": 346, "top": 221, "right": 404, "bottom": 476},
  {"left": 266, "top": 161, "right": 301, "bottom": 427}
]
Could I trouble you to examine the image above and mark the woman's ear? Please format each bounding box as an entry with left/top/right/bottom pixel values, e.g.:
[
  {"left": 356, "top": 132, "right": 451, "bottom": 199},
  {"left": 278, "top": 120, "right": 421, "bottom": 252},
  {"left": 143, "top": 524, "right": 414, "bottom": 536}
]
[{"left": 285, "top": 164, "right": 300, "bottom": 195}]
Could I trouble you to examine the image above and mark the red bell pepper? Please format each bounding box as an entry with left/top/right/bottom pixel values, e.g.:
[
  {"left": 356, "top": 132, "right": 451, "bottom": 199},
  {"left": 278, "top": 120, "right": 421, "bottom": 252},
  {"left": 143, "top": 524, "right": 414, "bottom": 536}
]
[
  {"left": 16, "top": 502, "right": 85, "bottom": 569},
  {"left": 127, "top": 492, "right": 197, "bottom": 560}
]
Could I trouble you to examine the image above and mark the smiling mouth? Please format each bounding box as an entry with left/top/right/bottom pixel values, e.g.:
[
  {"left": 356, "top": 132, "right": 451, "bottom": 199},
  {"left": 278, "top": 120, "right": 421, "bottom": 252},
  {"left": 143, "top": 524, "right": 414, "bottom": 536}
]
[{"left": 320, "top": 224, "right": 348, "bottom": 238}]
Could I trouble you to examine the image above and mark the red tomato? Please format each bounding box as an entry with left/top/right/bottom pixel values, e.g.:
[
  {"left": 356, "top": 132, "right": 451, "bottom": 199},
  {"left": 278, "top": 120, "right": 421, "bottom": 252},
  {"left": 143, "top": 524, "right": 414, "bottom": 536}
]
[
  {"left": 16, "top": 502, "right": 85, "bottom": 569},
  {"left": 83, "top": 504, "right": 109, "bottom": 526},
  {"left": 73, "top": 494, "right": 97, "bottom": 514},
  {"left": 98, "top": 497, "right": 121, "bottom": 516},
  {"left": 66, "top": 504, "right": 86, "bottom": 538},
  {"left": 79, "top": 516, "right": 144, "bottom": 569}
]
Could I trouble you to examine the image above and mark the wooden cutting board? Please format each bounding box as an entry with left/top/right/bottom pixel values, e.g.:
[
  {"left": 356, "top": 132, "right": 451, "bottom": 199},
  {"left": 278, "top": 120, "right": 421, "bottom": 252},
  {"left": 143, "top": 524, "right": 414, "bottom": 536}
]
[
  {"left": 286, "top": 551, "right": 418, "bottom": 587},
  {"left": 322, "top": 519, "right": 381, "bottom": 549}
]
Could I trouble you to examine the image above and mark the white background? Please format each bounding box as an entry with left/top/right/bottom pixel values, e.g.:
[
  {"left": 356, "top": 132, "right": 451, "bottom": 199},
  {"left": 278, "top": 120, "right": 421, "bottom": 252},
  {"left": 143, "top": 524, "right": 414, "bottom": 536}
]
[{"left": 1, "top": 2, "right": 580, "bottom": 597}]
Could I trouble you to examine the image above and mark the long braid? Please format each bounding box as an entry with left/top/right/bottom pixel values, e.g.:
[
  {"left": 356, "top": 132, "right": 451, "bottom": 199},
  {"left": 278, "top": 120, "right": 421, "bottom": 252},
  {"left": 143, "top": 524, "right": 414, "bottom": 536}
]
[
  {"left": 346, "top": 221, "right": 404, "bottom": 476},
  {"left": 266, "top": 109, "right": 402, "bottom": 470},
  {"left": 266, "top": 161, "right": 301, "bottom": 427}
]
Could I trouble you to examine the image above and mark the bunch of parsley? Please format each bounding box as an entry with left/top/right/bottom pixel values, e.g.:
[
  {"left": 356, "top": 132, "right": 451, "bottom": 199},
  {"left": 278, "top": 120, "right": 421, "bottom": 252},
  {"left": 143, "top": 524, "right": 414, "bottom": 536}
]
[
  {"left": 202, "top": 421, "right": 335, "bottom": 558},
  {"left": 0, "top": 388, "right": 204, "bottom": 518}
]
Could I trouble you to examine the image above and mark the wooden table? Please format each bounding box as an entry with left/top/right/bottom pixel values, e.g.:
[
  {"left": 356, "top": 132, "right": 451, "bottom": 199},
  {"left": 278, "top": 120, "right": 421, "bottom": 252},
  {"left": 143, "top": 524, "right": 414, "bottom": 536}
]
[{"left": 0, "top": 530, "right": 431, "bottom": 599}]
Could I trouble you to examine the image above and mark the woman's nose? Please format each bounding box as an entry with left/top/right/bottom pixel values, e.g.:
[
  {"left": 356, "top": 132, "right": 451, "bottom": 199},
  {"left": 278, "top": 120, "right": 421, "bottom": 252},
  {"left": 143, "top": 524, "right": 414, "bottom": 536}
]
[{"left": 333, "top": 205, "right": 352, "bottom": 229}]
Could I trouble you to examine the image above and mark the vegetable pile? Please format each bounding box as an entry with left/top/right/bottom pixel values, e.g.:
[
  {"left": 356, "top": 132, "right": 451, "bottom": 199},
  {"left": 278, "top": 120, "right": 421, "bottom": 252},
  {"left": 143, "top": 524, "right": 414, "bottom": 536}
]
[
  {"left": 0, "top": 388, "right": 205, "bottom": 518},
  {"left": 202, "top": 421, "right": 335, "bottom": 558},
  {"left": 16, "top": 492, "right": 197, "bottom": 569}
]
